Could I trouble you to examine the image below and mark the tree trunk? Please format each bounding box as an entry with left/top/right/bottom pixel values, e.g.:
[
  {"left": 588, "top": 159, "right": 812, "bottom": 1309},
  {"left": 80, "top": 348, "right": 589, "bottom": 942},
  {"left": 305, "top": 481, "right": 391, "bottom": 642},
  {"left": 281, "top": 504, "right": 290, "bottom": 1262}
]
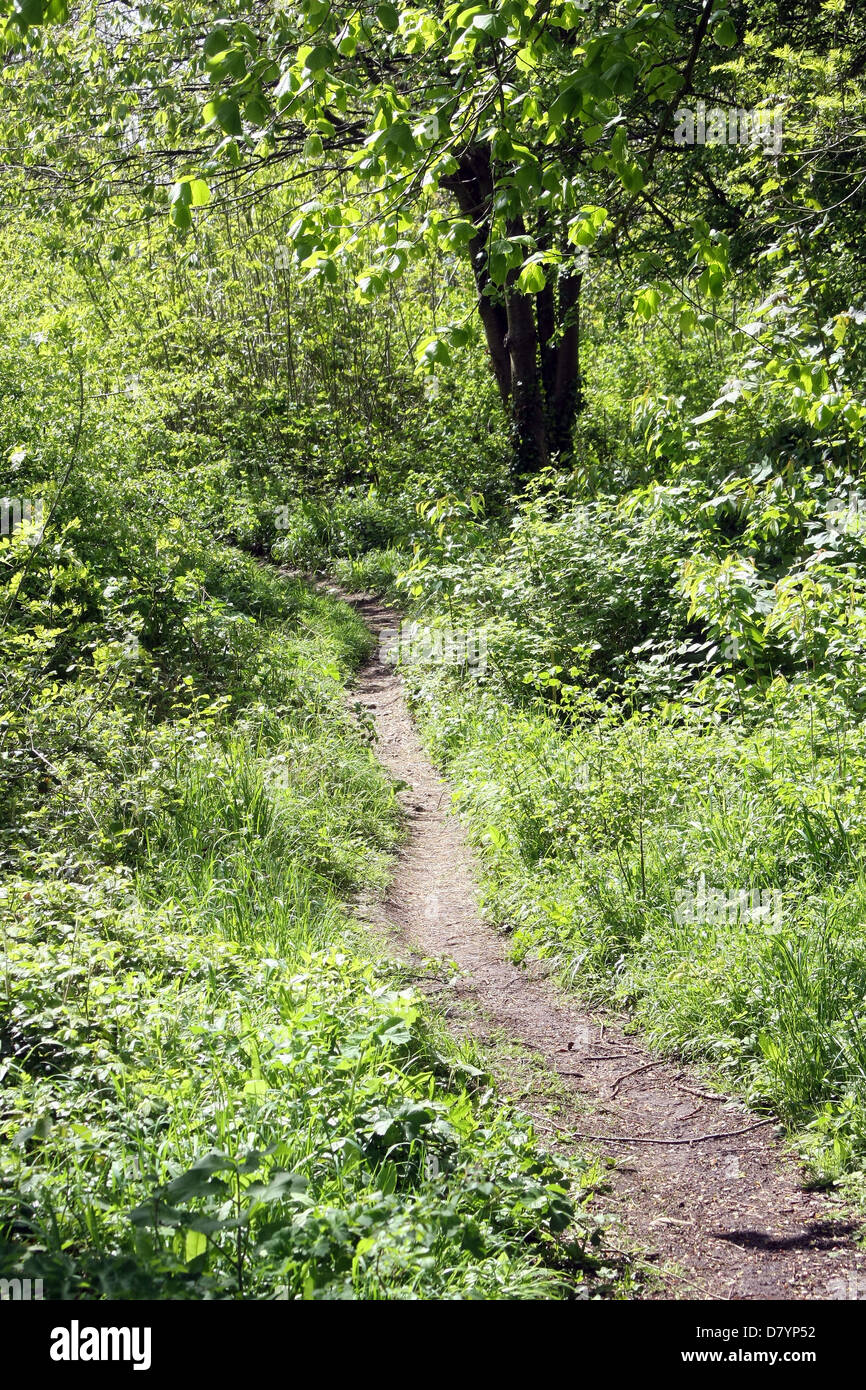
[
  {"left": 473, "top": 246, "right": 511, "bottom": 406},
  {"left": 505, "top": 288, "right": 548, "bottom": 473},
  {"left": 442, "top": 144, "right": 584, "bottom": 474},
  {"left": 442, "top": 148, "right": 511, "bottom": 405},
  {"left": 537, "top": 278, "right": 557, "bottom": 405},
  {"left": 548, "top": 271, "right": 582, "bottom": 456}
]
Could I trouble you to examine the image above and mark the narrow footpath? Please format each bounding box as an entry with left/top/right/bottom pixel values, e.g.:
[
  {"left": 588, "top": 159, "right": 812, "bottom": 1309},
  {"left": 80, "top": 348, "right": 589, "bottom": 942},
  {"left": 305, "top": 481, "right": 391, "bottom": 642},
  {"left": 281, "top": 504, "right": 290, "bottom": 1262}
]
[{"left": 307, "top": 573, "right": 865, "bottom": 1301}]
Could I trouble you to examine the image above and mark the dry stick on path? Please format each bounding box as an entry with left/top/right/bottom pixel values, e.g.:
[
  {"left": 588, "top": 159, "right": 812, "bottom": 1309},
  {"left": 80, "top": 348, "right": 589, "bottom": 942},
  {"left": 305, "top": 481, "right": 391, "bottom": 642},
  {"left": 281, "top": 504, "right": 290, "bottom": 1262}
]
[
  {"left": 611, "top": 1059, "right": 667, "bottom": 1094},
  {"left": 559, "top": 1118, "right": 777, "bottom": 1146}
]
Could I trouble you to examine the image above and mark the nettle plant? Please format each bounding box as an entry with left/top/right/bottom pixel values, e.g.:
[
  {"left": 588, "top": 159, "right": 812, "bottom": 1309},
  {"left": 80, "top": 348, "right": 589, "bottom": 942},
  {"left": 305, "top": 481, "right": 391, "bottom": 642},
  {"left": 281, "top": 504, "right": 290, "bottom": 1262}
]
[
  {"left": 766, "top": 564, "right": 866, "bottom": 695},
  {"left": 637, "top": 228, "right": 866, "bottom": 480},
  {"left": 681, "top": 547, "right": 866, "bottom": 704},
  {"left": 680, "top": 551, "right": 774, "bottom": 681}
]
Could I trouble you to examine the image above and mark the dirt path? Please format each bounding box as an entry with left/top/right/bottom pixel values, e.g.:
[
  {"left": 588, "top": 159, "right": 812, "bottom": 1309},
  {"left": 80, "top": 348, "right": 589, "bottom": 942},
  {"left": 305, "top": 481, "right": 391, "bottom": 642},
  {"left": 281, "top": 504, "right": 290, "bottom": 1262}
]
[{"left": 311, "top": 575, "right": 865, "bottom": 1300}]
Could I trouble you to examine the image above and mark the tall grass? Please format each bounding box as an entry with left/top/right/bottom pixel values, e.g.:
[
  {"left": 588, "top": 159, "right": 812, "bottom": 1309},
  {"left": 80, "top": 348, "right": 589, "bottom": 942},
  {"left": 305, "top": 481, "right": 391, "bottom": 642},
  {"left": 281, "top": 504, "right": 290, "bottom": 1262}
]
[
  {"left": 0, "top": 562, "right": 599, "bottom": 1299},
  {"left": 411, "top": 668, "right": 866, "bottom": 1182}
]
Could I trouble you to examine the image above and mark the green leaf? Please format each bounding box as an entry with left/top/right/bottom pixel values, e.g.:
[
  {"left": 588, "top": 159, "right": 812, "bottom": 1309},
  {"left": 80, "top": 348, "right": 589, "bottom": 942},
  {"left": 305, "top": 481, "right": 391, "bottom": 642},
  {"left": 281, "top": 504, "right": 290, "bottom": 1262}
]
[
  {"left": 376, "top": 3, "right": 400, "bottom": 31},
  {"left": 416, "top": 335, "right": 452, "bottom": 368},
  {"left": 486, "top": 823, "right": 506, "bottom": 850},
  {"left": 203, "top": 96, "right": 243, "bottom": 135},
  {"left": 472, "top": 11, "right": 507, "bottom": 37},
  {"left": 13, "top": 0, "right": 66, "bottom": 27},
  {"left": 568, "top": 218, "right": 595, "bottom": 247},
  {"left": 517, "top": 261, "right": 546, "bottom": 294},
  {"left": 203, "top": 27, "right": 232, "bottom": 58},
  {"left": 619, "top": 162, "right": 645, "bottom": 194},
  {"left": 206, "top": 47, "right": 246, "bottom": 80},
  {"left": 356, "top": 271, "right": 385, "bottom": 302},
  {"left": 378, "top": 1160, "right": 398, "bottom": 1195},
  {"left": 304, "top": 44, "right": 335, "bottom": 72},
  {"left": 185, "top": 1229, "right": 208, "bottom": 1262},
  {"left": 635, "top": 286, "right": 661, "bottom": 320},
  {"left": 214, "top": 97, "right": 243, "bottom": 136},
  {"left": 244, "top": 95, "right": 271, "bottom": 126},
  {"left": 169, "top": 181, "right": 192, "bottom": 228}
]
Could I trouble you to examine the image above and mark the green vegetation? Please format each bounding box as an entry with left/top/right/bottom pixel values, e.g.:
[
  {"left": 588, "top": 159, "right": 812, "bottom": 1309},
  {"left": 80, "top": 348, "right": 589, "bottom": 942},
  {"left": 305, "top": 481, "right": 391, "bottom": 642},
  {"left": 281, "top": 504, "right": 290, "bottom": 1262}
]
[
  {"left": 2, "top": 560, "right": 587, "bottom": 1298},
  {"left": 3, "top": 0, "right": 866, "bottom": 1302},
  {"left": 0, "top": 229, "right": 595, "bottom": 1300}
]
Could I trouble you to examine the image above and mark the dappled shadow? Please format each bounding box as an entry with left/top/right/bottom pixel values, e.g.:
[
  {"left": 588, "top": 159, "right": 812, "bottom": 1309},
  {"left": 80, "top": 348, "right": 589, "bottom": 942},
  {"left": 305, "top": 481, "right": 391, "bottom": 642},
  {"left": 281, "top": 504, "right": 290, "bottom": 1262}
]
[{"left": 711, "top": 1220, "right": 859, "bottom": 1253}]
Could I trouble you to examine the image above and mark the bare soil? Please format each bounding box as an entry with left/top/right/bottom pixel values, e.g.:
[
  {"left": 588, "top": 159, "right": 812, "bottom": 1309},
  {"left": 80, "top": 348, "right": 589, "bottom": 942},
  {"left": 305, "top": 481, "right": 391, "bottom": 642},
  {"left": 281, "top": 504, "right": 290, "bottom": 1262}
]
[{"left": 316, "top": 576, "right": 866, "bottom": 1301}]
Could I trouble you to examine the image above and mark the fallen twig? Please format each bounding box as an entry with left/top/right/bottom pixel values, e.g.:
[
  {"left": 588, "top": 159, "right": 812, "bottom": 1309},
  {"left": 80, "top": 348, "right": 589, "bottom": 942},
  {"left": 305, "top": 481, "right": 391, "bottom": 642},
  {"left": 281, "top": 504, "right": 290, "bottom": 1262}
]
[
  {"left": 559, "top": 1052, "right": 631, "bottom": 1061},
  {"left": 675, "top": 1082, "right": 730, "bottom": 1103},
  {"left": 552, "top": 1117, "right": 776, "bottom": 1146},
  {"left": 611, "top": 1059, "right": 666, "bottom": 1094}
]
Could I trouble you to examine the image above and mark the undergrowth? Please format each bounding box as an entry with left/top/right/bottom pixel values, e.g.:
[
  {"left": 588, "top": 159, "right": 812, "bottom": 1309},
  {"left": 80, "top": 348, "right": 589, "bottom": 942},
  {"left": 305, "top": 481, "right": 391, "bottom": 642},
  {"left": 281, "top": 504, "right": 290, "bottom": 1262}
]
[{"left": 0, "top": 552, "right": 605, "bottom": 1300}]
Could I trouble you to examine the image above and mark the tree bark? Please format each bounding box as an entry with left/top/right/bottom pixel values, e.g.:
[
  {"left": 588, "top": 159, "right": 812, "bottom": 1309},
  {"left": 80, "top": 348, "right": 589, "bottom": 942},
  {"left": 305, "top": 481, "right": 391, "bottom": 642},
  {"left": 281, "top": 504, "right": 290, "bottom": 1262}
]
[
  {"left": 442, "top": 144, "right": 584, "bottom": 473},
  {"left": 537, "top": 277, "right": 557, "bottom": 406},
  {"left": 473, "top": 245, "right": 511, "bottom": 406},
  {"left": 442, "top": 147, "right": 511, "bottom": 405},
  {"left": 505, "top": 287, "right": 548, "bottom": 473},
  {"left": 548, "top": 271, "right": 582, "bottom": 456}
]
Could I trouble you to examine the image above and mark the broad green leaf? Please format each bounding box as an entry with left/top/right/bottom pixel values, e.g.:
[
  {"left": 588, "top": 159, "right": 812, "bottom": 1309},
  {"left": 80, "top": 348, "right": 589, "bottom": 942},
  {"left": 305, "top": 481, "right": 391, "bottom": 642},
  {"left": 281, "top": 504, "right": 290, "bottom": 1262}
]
[
  {"left": 304, "top": 44, "right": 335, "bottom": 72},
  {"left": 517, "top": 261, "right": 546, "bottom": 294},
  {"left": 185, "top": 1230, "right": 208, "bottom": 1262},
  {"left": 376, "top": 3, "right": 400, "bottom": 31}
]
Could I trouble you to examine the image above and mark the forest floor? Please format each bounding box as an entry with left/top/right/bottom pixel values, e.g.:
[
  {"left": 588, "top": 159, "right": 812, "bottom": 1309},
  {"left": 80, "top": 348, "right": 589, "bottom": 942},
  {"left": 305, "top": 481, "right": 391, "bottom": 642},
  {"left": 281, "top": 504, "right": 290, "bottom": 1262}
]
[{"left": 296, "top": 572, "right": 866, "bottom": 1301}]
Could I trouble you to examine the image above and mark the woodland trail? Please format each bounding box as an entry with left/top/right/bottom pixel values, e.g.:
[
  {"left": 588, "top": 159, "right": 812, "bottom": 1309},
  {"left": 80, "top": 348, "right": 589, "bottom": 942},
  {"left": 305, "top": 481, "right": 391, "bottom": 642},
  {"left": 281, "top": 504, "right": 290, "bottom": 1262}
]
[{"left": 299, "top": 572, "right": 866, "bottom": 1301}]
